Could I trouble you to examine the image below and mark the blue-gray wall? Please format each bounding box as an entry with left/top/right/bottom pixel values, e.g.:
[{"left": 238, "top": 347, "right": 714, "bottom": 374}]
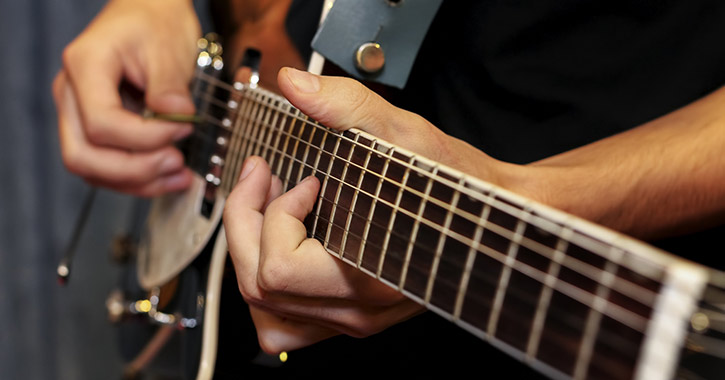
[{"left": 0, "top": 1, "right": 211, "bottom": 379}]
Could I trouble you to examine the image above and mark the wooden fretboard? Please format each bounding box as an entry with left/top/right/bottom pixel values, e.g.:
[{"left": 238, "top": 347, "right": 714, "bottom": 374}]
[{"left": 183, "top": 70, "right": 711, "bottom": 380}]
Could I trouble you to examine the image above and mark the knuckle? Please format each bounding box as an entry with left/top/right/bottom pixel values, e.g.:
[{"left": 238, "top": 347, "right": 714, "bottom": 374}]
[
  {"left": 60, "top": 146, "right": 89, "bottom": 178},
  {"left": 257, "top": 255, "right": 290, "bottom": 294},
  {"left": 345, "top": 81, "right": 373, "bottom": 118},
  {"left": 236, "top": 276, "right": 265, "bottom": 305},
  {"left": 82, "top": 117, "right": 109, "bottom": 145},
  {"left": 61, "top": 44, "right": 78, "bottom": 69}
]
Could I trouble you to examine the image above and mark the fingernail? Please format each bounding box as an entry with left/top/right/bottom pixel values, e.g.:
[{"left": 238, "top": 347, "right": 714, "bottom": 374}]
[
  {"left": 239, "top": 158, "right": 258, "bottom": 182},
  {"left": 159, "top": 154, "right": 183, "bottom": 174},
  {"left": 173, "top": 124, "right": 193, "bottom": 141},
  {"left": 287, "top": 68, "right": 320, "bottom": 93},
  {"left": 160, "top": 91, "right": 195, "bottom": 110},
  {"left": 163, "top": 170, "right": 191, "bottom": 191}
]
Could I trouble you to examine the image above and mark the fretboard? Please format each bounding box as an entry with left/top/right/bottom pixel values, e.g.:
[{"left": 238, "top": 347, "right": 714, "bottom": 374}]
[{"left": 184, "top": 70, "right": 710, "bottom": 380}]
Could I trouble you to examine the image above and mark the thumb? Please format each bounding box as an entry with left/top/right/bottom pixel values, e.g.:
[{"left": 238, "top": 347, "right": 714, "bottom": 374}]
[
  {"left": 277, "top": 67, "right": 434, "bottom": 144},
  {"left": 144, "top": 51, "right": 196, "bottom": 115}
]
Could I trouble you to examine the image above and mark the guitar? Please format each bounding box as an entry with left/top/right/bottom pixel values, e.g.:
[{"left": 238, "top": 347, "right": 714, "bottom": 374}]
[{"left": 109, "top": 33, "right": 725, "bottom": 380}]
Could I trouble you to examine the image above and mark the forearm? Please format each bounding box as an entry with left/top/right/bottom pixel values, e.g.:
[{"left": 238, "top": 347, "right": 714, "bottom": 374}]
[{"left": 513, "top": 86, "right": 725, "bottom": 240}]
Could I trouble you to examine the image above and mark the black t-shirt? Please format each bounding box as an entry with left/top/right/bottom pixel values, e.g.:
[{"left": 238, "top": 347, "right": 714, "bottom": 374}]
[{"left": 217, "top": 1, "right": 725, "bottom": 377}]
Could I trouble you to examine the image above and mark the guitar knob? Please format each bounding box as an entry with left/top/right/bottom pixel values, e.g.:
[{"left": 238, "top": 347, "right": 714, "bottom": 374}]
[
  {"left": 355, "top": 42, "right": 385, "bottom": 74},
  {"left": 205, "top": 173, "right": 221, "bottom": 186},
  {"left": 210, "top": 155, "right": 225, "bottom": 167}
]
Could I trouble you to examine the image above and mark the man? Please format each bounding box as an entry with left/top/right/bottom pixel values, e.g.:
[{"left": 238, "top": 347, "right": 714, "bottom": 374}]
[{"left": 54, "top": 0, "right": 725, "bottom": 376}]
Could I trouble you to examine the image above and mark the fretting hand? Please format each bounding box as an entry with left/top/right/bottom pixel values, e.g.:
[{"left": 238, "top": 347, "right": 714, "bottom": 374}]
[{"left": 224, "top": 68, "right": 511, "bottom": 353}]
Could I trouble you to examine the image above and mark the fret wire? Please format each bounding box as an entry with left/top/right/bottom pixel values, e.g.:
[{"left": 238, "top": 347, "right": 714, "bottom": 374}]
[
  {"left": 307, "top": 212, "right": 650, "bottom": 351},
  {"left": 453, "top": 193, "right": 494, "bottom": 320},
  {"left": 357, "top": 141, "right": 390, "bottom": 271},
  {"left": 189, "top": 74, "right": 670, "bottom": 346},
  {"left": 199, "top": 90, "right": 660, "bottom": 288},
  {"left": 202, "top": 91, "right": 655, "bottom": 284},
  {"left": 328, "top": 135, "right": 358, "bottom": 259},
  {"left": 573, "top": 248, "right": 623, "bottom": 380},
  {"left": 470, "top": 223, "right": 648, "bottom": 334},
  {"left": 238, "top": 89, "right": 267, "bottom": 181},
  {"left": 197, "top": 84, "right": 659, "bottom": 282},
  {"left": 526, "top": 227, "right": 571, "bottom": 359},
  {"left": 199, "top": 86, "right": 498, "bottom": 208},
  {"left": 487, "top": 206, "right": 530, "bottom": 337},
  {"left": 221, "top": 125, "right": 659, "bottom": 309},
  {"left": 282, "top": 114, "right": 307, "bottom": 191},
  {"left": 308, "top": 190, "right": 650, "bottom": 337},
  {"left": 398, "top": 166, "right": 437, "bottom": 291},
  {"left": 260, "top": 99, "right": 281, "bottom": 163},
  {"left": 320, "top": 134, "right": 343, "bottom": 250},
  {"left": 251, "top": 93, "right": 276, "bottom": 159},
  {"left": 338, "top": 133, "right": 365, "bottom": 260},
  {"left": 229, "top": 88, "right": 260, "bottom": 186},
  {"left": 261, "top": 158, "right": 652, "bottom": 335},
  {"left": 192, "top": 80, "right": 664, "bottom": 307},
  {"left": 199, "top": 124, "right": 660, "bottom": 330},
  {"left": 295, "top": 116, "right": 317, "bottom": 185},
  {"left": 232, "top": 89, "right": 262, "bottom": 182},
  {"left": 234, "top": 87, "right": 262, "bottom": 187},
  {"left": 273, "top": 108, "right": 299, "bottom": 188},
  {"left": 266, "top": 102, "right": 290, "bottom": 171},
  {"left": 375, "top": 148, "right": 413, "bottom": 279},
  {"left": 308, "top": 129, "right": 330, "bottom": 239},
  {"left": 258, "top": 99, "right": 280, "bottom": 165},
  {"left": 424, "top": 176, "right": 464, "bottom": 304}
]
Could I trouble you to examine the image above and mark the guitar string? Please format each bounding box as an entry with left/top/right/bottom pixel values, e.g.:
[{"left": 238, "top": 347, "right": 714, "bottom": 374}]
[
  {"left": 191, "top": 107, "right": 656, "bottom": 338},
  {"left": 219, "top": 94, "right": 725, "bottom": 351},
  {"left": 193, "top": 74, "right": 667, "bottom": 286},
  {"left": 188, "top": 73, "right": 700, "bottom": 343},
  {"left": 191, "top": 75, "right": 668, "bottom": 310},
  {"left": 188, "top": 70, "right": 725, "bottom": 370},
  {"left": 192, "top": 81, "right": 664, "bottom": 304},
  {"left": 189, "top": 73, "right": 725, "bottom": 367}
]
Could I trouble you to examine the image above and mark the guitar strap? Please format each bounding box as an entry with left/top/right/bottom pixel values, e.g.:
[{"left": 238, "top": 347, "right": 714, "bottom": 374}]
[{"left": 310, "top": 0, "right": 443, "bottom": 89}]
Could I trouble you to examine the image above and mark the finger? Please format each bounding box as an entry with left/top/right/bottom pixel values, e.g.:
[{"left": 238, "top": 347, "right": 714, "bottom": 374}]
[
  {"left": 54, "top": 71, "right": 192, "bottom": 194},
  {"left": 249, "top": 305, "right": 338, "bottom": 354},
  {"left": 144, "top": 39, "right": 197, "bottom": 115},
  {"left": 224, "top": 156, "right": 274, "bottom": 300},
  {"left": 277, "top": 67, "right": 442, "bottom": 156},
  {"left": 62, "top": 39, "right": 192, "bottom": 151},
  {"left": 264, "top": 175, "right": 284, "bottom": 211},
  {"left": 91, "top": 169, "right": 193, "bottom": 197},
  {"left": 258, "top": 175, "right": 403, "bottom": 304}
]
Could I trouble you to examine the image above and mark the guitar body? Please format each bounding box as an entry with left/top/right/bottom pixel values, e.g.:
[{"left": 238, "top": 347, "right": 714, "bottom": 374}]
[{"left": 137, "top": 174, "right": 225, "bottom": 290}]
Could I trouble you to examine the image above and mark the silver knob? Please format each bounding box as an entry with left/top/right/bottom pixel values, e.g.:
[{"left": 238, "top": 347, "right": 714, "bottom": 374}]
[{"left": 355, "top": 42, "right": 385, "bottom": 74}]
